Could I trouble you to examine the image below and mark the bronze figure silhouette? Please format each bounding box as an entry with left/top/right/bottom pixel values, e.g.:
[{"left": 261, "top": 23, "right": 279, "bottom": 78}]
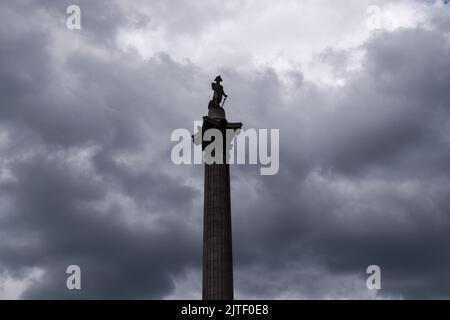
[{"left": 209, "top": 75, "right": 228, "bottom": 109}]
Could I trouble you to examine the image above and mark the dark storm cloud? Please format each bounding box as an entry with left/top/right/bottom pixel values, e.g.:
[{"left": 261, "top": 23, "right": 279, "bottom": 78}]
[
  {"left": 1, "top": 153, "right": 199, "bottom": 299},
  {"left": 0, "top": 0, "right": 203, "bottom": 298},
  {"left": 305, "top": 30, "right": 450, "bottom": 177},
  {"left": 1, "top": 0, "right": 450, "bottom": 299},
  {"left": 230, "top": 27, "right": 450, "bottom": 298}
]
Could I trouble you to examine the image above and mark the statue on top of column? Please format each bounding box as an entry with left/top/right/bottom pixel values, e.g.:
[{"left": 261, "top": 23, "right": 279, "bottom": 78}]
[{"left": 208, "top": 75, "right": 228, "bottom": 109}]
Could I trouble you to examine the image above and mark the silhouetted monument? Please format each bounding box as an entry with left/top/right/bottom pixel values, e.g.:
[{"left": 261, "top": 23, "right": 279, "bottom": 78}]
[
  {"left": 208, "top": 75, "right": 228, "bottom": 109},
  {"left": 194, "top": 76, "right": 242, "bottom": 300}
]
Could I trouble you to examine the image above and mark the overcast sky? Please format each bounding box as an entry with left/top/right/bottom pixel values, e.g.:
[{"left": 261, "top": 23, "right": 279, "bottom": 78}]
[{"left": 1, "top": 0, "right": 450, "bottom": 299}]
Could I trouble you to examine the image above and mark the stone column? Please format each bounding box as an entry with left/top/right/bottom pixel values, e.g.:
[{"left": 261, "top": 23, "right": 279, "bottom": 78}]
[{"left": 201, "top": 107, "right": 241, "bottom": 300}]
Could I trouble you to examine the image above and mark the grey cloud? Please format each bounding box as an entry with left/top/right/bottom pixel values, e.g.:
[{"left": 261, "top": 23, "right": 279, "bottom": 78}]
[
  {"left": 2, "top": 0, "right": 450, "bottom": 300},
  {"left": 230, "top": 27, "right": 450, "bottom": 299}
]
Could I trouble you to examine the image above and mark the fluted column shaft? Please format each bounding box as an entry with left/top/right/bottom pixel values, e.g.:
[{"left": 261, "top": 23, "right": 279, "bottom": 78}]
[{"left": 202, "top": 162, "right": 233, "bottom": 300}]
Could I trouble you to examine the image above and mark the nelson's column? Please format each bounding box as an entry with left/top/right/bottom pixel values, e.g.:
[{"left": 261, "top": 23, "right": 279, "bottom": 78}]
[{"left": 193, "top": 76, "right": 242, "bottom": 300}]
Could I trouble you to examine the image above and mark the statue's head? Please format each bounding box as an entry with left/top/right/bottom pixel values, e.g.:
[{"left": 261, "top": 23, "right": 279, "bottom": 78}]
[{"left": 214, "top": 75, "right": 223, "bottom": 83}]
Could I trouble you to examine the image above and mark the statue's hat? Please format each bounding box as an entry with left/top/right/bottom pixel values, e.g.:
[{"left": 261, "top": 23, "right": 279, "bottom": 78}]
[{"left": 214, "top": 75, "right": 223, "bottom": 82}]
